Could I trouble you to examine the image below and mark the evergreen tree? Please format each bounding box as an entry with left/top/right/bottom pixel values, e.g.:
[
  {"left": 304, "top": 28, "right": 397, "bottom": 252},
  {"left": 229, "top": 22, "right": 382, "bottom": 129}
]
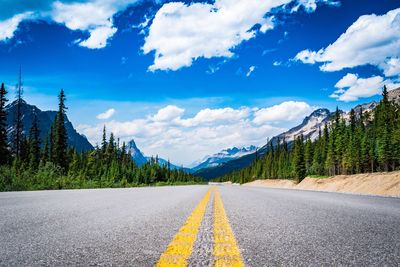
[
  {"left": 293, "top": 135, "right": 306, "bottom": 182},
  {"left": 0, "top": 83, "right": 10, "bottom": 165},
  {"left": 304, "top": 137, "right": 313, "bottom": 174},
  {"left": 28, "top": 114, "right": 41, "bottom": 170},
  {"left": 376, "top": 86, "right": 393, "bottom": 172},
  {"left": 101, "top": 125, "right": 107, "bottom": 155},
  {"left": 49, "top": 125, "right": 54, "bottom": 162},
  {"left": 106, "top": 133, "right": 115, "bottom": 158},
  {"left": 13, "top": 69, "right": 24, "bottom": 160},
  {"left": 53, "top": 89, "right": 68, "bottom": 171},
  {"left": 42, "top": 135, "right": 50, "bottom": 163}
]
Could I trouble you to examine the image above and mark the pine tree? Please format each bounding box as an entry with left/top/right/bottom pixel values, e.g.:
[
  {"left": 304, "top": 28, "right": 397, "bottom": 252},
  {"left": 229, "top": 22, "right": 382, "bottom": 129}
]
[
  {"left": 101, "top": 125, "right": 107, "bottom": 155},
  {"left": 0, "top": 83, "right": 10, "bottom": 165},
  {"left": 53, "top": 89, "right": 68, "bottom": 171},
  {"left": 376, "top": 86, "right": 393, "bottom": 172},
  {"left": 13, "top": 68, "right": 24, "bottom": 160},
  {"left": 106, "top": 133, "right": 115, "bottom": 158},
  {"left": 28, "top": 114, "right": 41, "bottom": 170},
  {"left": 49, "top": 125, "right": 54, "bottom": 162},
  {"left": 42, "top": 135, "right": 50, "bottom": 163},
  {"left": 167, "top": 159, "right": 171, "bottom": 181},
  {"left": 304, "top": 137, "right": 313, "bottom": 175},
  {"left": 293, "top": 135, "right": 306, "bottom": 182}
]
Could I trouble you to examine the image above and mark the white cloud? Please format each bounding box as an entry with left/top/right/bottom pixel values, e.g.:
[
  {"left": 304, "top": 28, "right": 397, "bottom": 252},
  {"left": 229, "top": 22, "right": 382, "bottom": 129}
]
[
  {"left": 246, "top": 66, "right": 256, "bottom": 77},
  {"left": 295, "top": 8, "right": 400, "bottom": 78},
  {"left": 78, "top": 25, "right": 117, "bottom": 49},
  {"left": 253, "top": 101, "right": 313, "bottom": 124},
  {"left": 152, "top": 105, "right": 184, "bottom": 122},
  {"left": 78, "top": 101, "right": 316, "bottom": 165},
  {"left": 51, "top": 1, "right": 128, "bottom": 49},
  {"left": 97, "top": 108, "right": 116, "bottom": 120},
  {"left": 330, "top": 73, "right": 384, "bottom": 102},
  {"left": 0, "top": 0, "right": 138, "bottom": 48},
  {"left": 180, "top": 107, "right": 251, "bottom": 127},
  {"left": 0, "top": 12, "right": 33, "bottom": 41},
  {"left": 292, "top": 0, "right": 340, "bottom": 13},
  {"left": 380, "top": 57, "right": 400, "bottom": 77},
  {"left": 143, "top": 0, "right": 296, "bottom": 71},
  {"left": 294, "top": 49, "right": 318, "bottom": 64}
]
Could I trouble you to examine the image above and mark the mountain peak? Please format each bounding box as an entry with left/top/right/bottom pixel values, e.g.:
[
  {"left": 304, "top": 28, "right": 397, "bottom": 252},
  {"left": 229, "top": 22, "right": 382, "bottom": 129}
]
[
  {"left": 309, "top": 108, "right": 330, "bottom": 117},
  {"left": 127, "top": 139, "right": 147, "bottom": 166},
  {"left": 5, "top": 99, "right": 93, "bottom": 152},
  {"left": 191, "top": 145, "right": 258, "bottom": 171},
  {"left": 128, "top": 139, "right": 139, "bottom": 150}
]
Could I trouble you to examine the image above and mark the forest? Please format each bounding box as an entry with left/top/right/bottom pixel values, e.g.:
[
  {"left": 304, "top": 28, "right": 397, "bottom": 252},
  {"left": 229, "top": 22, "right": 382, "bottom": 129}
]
[
  {"left": 0, "top": 83, "right": 201, "bottom": 191},
  {"left": 216, "top": 87, "right": 400, "bottom": 184}
]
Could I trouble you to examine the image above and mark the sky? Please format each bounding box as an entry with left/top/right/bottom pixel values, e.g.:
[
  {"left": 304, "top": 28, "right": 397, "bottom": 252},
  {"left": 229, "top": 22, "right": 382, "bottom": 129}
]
[{"left": 0, "top": 0, "right": 399, "bottom": 166}]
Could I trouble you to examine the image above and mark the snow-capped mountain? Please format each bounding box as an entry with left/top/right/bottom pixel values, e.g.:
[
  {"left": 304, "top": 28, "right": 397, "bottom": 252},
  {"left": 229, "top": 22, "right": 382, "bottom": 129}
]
[
  {"left": 268, "top": 108, "right": 334, "bottom": 146},
  {"left": 191, "top": 146, "right": 258, "bottom": 172},
  {"left": 352, "top": 101, "right": 378, "bottom": 115}
]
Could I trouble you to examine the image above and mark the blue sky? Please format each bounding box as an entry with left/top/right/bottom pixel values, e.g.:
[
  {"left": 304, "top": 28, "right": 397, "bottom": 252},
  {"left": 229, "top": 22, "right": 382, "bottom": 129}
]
[{"left": 0, "top": 0, "right": 399, "bottom": 165}]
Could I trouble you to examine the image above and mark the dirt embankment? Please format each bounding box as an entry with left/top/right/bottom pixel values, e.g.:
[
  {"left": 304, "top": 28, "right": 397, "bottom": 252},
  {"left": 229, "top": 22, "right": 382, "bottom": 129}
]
[{"left": 244, "top": 171, "right": 400, "bottom": 197}]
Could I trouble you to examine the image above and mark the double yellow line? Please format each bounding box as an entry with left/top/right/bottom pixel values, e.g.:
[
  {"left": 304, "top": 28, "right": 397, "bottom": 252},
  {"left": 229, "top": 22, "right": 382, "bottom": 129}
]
[{"left": 156, "top": 188, "right": 244, "bottom": 267}]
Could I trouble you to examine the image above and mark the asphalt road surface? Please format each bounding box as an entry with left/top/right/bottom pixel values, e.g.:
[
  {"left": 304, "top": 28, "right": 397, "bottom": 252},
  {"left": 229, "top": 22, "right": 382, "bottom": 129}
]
[{"left": 0, "top": 186, "right": 399, "bottom": 266}]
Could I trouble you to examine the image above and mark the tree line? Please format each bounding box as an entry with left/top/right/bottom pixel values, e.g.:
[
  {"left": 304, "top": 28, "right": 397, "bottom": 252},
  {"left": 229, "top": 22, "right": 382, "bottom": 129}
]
[
  {"left": 216, "top": 87, "right": 400, "bottom": 184},
  {"left": 0, "top": 83, "right": 200, "bottom": 191}
]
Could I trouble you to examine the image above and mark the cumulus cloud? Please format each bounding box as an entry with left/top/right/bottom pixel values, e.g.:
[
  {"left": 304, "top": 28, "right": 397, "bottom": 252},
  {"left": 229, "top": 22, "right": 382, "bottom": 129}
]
[
  {"left": 50, "top": 0, "right": 132, "bottom": 49},
  {"left": 0, "top": 0, "right": 138, "bottom": 48},
  {"left": 97, "top": 108, "right": 116, "bottom": 120},
  {"left": 330, "top": 73, "right": 383, "bottom": 102},
  {"left": 0, "top": 12, "right": 33, "bottom": 41},
  {"left": 253, "top": 101, "right": 314, "bottom": 124},
  {"left": 143, "top": 0, "right": 299, "bottom": 71},
  {"left": 78, "top": 101, "right": 316, "bottom": 165},
  {"left": 295, "top": 8, "right": 400, "bottom": 78},
  {"left": 151, "top": 105, "right": 184, "bottom": 122},
  {"left": 78, "top": 25, "right": 117, "bottom": 49},
  {"left": 180, "top": 107, "right": 251, "bottom": 127}
]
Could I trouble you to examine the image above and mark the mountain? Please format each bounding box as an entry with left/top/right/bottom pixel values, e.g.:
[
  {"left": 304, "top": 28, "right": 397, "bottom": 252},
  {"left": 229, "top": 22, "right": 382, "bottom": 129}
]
[
  {"left": 127, "top": 139, "right": 189, "bottom": 171},
  {"left": 388, "top": 87, "right": 400, "bottom": 102},
  {"left": 127, "top": 140, "right": 148, "bottom": 166},
  {"left": 194, "top": 108, "right": 334, "bottom": 180},
  {"left": 191, "top": 146, "right": 258, "bottom": 172},
  {"left": 268, "top": 108, "right": 334, "bottom": 147},
  {"left": 5, "top": 100, "right": 93, "bottom": 152}
]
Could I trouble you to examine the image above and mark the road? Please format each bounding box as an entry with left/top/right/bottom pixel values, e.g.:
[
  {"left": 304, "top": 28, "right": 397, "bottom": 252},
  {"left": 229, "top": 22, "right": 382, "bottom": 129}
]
[{"left": 0, "top": 186, "right": 399, "bottom": 266}]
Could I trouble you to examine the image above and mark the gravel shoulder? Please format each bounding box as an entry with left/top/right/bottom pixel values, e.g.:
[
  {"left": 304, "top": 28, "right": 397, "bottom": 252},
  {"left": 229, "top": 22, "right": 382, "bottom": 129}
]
[{"left": 245, "top": 171, "right": 400, "bottom": 197}]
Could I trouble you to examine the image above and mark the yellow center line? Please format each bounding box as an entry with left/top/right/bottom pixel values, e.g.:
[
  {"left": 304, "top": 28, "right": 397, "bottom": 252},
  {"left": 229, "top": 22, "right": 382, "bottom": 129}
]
[
  {"left": 214, "top": 189, "right": 245, "bottom": 267},
  {"left": 156, "top": 188, "right": 213, "bottom": 267}
]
